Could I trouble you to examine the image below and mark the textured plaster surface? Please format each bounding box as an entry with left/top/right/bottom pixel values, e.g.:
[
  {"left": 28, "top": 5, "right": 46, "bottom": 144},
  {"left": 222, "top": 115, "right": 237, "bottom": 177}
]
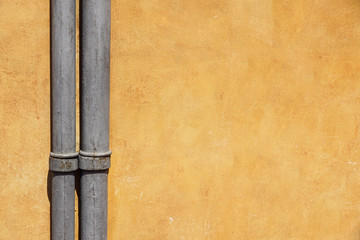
[
  {"left": 0, "top": 1, "right": 50, "bottom": 239},
  {"left": 2, "top": 0, "right": 360, "bottom": 239}
]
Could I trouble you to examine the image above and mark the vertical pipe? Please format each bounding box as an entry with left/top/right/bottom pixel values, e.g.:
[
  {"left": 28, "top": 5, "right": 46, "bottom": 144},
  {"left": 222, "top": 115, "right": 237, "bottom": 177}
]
[
  {"left": 80, "top": 0, "right": 111, "bottom": 239},
  {"left": 50, "top": 0, "right": 77, "bottom": 239},
  {"left": 51, "top": 172, "right": 76, "bottom": 239}
]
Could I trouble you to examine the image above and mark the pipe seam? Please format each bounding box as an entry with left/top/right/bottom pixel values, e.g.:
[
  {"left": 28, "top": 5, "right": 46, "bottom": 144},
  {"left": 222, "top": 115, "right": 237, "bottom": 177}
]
[
  {"left": 50, "top": 152, "right": 79, "bottom": 159},
  {"left": 79, "top": 150, "right": 112, "bottom": 157}
]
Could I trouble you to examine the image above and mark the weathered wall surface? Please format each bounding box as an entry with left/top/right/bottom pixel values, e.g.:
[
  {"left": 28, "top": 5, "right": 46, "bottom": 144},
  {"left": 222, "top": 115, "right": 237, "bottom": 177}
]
[
  {"left": 2, "top": 0, "right": 360, "bottom": 239},
  {"left": 0, "top": 1, "right": 50, "bottom": 239}
]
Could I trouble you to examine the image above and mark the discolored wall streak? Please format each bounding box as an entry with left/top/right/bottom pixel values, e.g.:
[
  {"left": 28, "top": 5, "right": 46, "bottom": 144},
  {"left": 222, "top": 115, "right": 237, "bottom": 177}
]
[{"left": 2, "top": 0, "right": 360, "bottom": 239}]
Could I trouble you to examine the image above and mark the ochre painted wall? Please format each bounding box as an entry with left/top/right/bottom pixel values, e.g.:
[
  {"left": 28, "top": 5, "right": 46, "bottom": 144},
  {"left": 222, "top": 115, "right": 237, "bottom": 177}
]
[{"left": 2, "top": 0, "right": 360, "bottom": 239}]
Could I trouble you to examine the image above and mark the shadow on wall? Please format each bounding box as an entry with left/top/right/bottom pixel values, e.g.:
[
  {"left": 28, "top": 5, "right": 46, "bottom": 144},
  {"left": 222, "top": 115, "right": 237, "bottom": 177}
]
[{"left": 46, "top": 170, "right": 52, "bottom": 239}]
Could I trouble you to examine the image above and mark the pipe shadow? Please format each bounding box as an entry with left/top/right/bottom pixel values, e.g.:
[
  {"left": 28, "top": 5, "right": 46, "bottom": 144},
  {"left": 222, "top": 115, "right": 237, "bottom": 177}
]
[
  {"left": 48, "top": 0, "right": 53, "bottom": 238},
  {"left": 78, "top": 0, "right": 83, "bottom": 238},
  {"left": 47, "top": 170, "right": 53, "bottom": 240},
  {"left": 75, "top": 169, "right": 81, "bottom": 240}
]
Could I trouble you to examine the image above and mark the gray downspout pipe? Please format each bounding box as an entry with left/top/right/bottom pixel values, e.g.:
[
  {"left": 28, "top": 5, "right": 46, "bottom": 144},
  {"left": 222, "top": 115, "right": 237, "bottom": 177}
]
[
  {"left": 49, "top": 0, "right": 77, "bottom": 239},
  {"left": 79, "top": 0, "right": 111, "bottom": 239}
]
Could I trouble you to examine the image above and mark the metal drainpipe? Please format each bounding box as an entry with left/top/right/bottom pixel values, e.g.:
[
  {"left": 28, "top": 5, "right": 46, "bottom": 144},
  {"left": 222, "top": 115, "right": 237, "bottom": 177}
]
[
  {"left": 49, "top": 0, "right": 77, "bottom": 239},
  {"left": 79, "top": 0, "right": 111, "bottom": 239}
]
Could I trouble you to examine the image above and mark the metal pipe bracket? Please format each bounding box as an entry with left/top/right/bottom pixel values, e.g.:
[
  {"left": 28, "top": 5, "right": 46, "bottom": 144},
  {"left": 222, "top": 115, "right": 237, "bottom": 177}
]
[
  {"left": 79, "top": 150, "right": 111, "bottom": 170},
  {"left": 49, "top": 152, "right": 79, "bottom": 172}
]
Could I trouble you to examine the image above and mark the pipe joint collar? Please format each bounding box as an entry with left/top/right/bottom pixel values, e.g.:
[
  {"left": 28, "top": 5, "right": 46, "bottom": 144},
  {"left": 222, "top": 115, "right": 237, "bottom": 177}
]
[
  {"left": 79, "top": 151, "right": 111, "bottom": 170},
  {"left": 49, "top": 152, "right": 79, "bottom": 172}
]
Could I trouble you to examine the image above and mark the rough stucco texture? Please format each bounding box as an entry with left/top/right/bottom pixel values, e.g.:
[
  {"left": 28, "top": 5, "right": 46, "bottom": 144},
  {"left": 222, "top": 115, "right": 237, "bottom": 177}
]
[{"left": 1, "top": 0, "right": 360, "bottom": 239}]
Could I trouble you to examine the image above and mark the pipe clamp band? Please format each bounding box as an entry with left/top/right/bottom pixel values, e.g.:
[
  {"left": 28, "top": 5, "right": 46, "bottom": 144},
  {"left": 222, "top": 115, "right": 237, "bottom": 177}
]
[
  {"left": 49, "top": 153, "right": 78, "bottom": 172},
  {"left": 79, "top": 151, "right": 111, "bottom": 170}
]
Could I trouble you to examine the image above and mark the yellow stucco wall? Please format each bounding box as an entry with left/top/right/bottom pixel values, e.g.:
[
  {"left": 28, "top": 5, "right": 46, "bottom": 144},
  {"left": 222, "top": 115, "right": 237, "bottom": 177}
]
[{"left": 2, "top": 0, "right": 360, "bottom": 239}]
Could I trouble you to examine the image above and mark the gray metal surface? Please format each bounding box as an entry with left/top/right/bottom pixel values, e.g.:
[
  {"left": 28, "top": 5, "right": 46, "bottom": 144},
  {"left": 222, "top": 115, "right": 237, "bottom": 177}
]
[
  {"left": 80, "top": 170, "right": 108, "bottom": 240},
  {"left": 49, "top": 155, "right": 78, "bottom": 172},
  {"left": 79, "top": 155, "right": 111, "bottom": 171},
  {"left": 51, "top": 0, "right": 76, "bottom": 155},
  {"left": 80, "top": 0, "right": 111, "bottom": 154},
  {"left": 50, "top": 0, "right": 77, "bottom": 239},
  {"left": 52, "top": 172, "right": 76, "bottom": 240},
  {"left": 80, "top": 0, "right": 111, "bottom": 238}
]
